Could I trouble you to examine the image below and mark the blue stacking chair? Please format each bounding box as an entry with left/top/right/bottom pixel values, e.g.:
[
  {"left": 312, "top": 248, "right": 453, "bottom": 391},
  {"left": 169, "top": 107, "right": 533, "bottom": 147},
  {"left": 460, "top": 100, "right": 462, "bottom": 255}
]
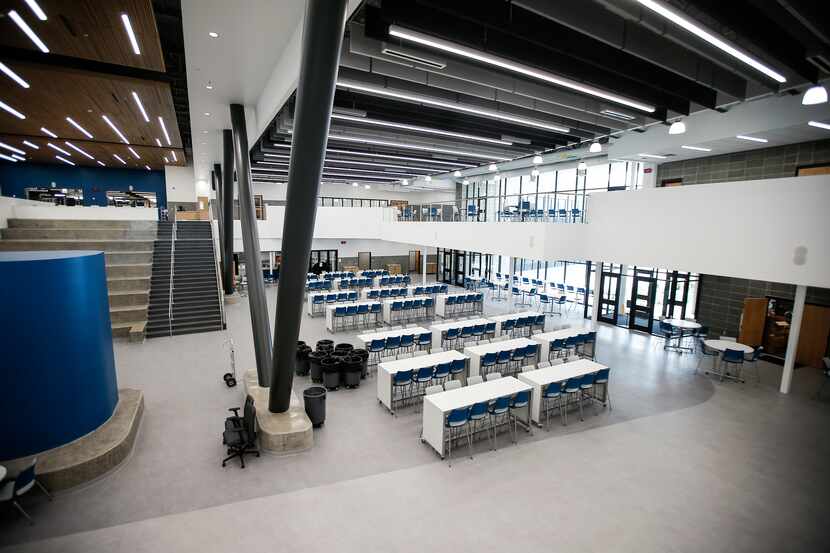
[
  {"left": 357, "top": 304, "right": 369, "bottom": 326},
  {"left": 400, "top": 334, "right": 415, "bottom": 356},
  {"left": 468, "top": 402, "right": 491, "bottom": 449},
  {"left": 348, "top": 291, "right": 358, "bottom": 301},
  {"left": 444, "top": 407, "right": 472, "bottom": 465},
  {"left": 593, "top": 368, "right": 611, "bottom": 409},
  {"left": 485, "top": 322, "right": 497, "bottom": 342},
  {"left": 524, "top": 343, "right": 539, "bottom": 365},
  {"left": 392, "top": 369, "right": 414, "bottom": 411},
  {"left": 472, "top": 324, "right": 486, "bottom": 342},
  {"left": 460, "top": 326, "right": 474, "bottom": 346},
  {"left": 533, "top": 315, "right": 545, "bottom": 333},
  {"left": 496, "top": 350, "right": 512, "bottom": 374},
  {"left": 416, "top": 332, "right": 432, "bottom": 353},
  {"left": 370, "top": 303, "right": 382, "bottom": 325},
  {"left": 549, "top": 338, "right": 565, "bottom": 361},
  {"left": 345, "top": 305, "right": 358, "bottom": 328},
  {"left": 336, "top": 292, "right": 347, "bottom": 302},
  {"left": 474, "top": 293, "right": 484, "bottom": 312},
  {"left": 512, "top": 287, "right": 523, "bottom": 304},
  {"left": 501, "top": 319, "right": 515, "bottom": 336},
  {"left": 367, "top": 290, "right": 379, "bottom": 299},
  {"left": 449, "top": 358, "right": 466, "bottom": 381},
  {"left": 385, "top": 335, "right": 401, "bottom": 359},
  {"left": 311, "top": 295, "right": 325, "bottom": 315},
  {"left": 412, "top": 298, "right": 424, "bottom": 320},
  {"left": 334, "top": 306, "right": 346, "bottom": 331},
  {"left": 720, "top": 349, "right": 745, "bottom": 381},
  {"left": 380, "top": 288, "right": 390, "bottom": 299},
  {"left": 562, "top": 376, "right": 583, "bottom": 425},
  {"left": 369, "top": 338, "right": 385, "bottom": 365},
  {"left": 543, "top": 381, "right": 564, "bottom": 428},
  {"left": 558, "top": 208, "right": 568, "bottom": 220},
  {"left": 440, "top": 284, "right": 448, "bottom": 293},
  {"left": 403, "top": 300, "right": 414, "bottom": 321},
  {"left": 481, "top": 352, "right": 497, "bottom": 376},
  {"left": 391, "top": 301, "right": 403, "bottom": 323},
  {"left": 508, "top": 391, "right": 530, "bottom": 443},
  {"left": 563, "top": 335, "right": 579, "bottom": 358},
  {"left": 553, "top": 295, "right": 567, "bottom": 316},
  {"left": 325, "top": 293, "right": 337, "bottom": 305},
  {"left": 423, "top": 297, "right": 434, "bottom": 317},
  {"left": 445, "top": 296, "right": 456, "bottom": 317},
  {"left": 443, "top": 327, "right": 459, "bottom": 350},
  {"left": 433, "top": 362, "right": 451, "bottom": 386},
  {"left": 539, "top": 294, "right": 552, "bottom": 313},
  {"left": 571, "top": 208, "right": 581, "bottom": 222},
  {"left": 488, "top": 397, "right": 511, "bottom": 450},
  {"left": 509, "top": 347, "right": 525, "bottom": 375},
  {"left": 411, "top": 366, "right": 434, "bottom": 404},
  {"left": 415, "top": 286, "right": 424, "bottom": 295}
]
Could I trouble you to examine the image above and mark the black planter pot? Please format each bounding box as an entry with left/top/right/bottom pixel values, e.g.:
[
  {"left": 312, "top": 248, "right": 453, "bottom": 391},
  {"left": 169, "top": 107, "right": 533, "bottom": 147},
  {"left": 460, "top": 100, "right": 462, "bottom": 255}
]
[
  {"left": 321, "top": 356, "right": 341, "bottom": 390},
  {"left": 334, "top": 343, "right": 354, "bottom": 354},
  {"left": 303, "top": 386, "right": 326, "bottom": 428},
  {"left": 295, "top": 344, "right": 312, "bottom": 376},
  {"left": 308, "top": 351, "right": 327, "bottom": 383},
  {"left": 342, "top": 355, "right": 362, "bottom": 388},
  {"left": 352, "top": 348, "right": 369, "bottom": 378},
  {"left": 316, "top": 339, "right": 334, "bottom": 352}
]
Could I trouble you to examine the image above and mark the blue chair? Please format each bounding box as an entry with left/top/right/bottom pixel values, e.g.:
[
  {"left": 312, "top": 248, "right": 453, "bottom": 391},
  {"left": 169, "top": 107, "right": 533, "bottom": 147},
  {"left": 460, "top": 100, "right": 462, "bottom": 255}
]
[
  {"left": 659, "top": 320, "right": 676, "bottom": 350},
  {"left": 443, "top": 327, "right": 459, "bottom": 350},
  {"left": 562, "top": 376, "right": 583, "bottom": 425},
  {"left": 367, "top": 290, "right": 379, "bottom": 299},
  {"left": 721, "top": 348, "right": 745, "bottom": 381},
  {"left": 481, "top": 352, "right": 497, "bottom": 376},
  {"left": 348, "top": 291, "right": 358, "bottom": 301},
  {"left": 333, "top": 306, "right": 346, "bottom": 331},
  {"left": 563, "top": 335, "right": 579, "bottom": 358},
  {"left": 380, "top": 288, "right": 390, "bottom": 299},
  {"left": 553, "top": 295, "right": 566, "bottom": 316},
  {"left": 533, "top": 314, "right": 545, "bottom": 333},
  {"left": 370, "top": 303, "right": 382, "bottom": 325},
  {"left": 485, "top": 322, "right": 497, "bottom": 342},
  {"left": 445, "top": 407, "right": 472, "bottom": 465},
  {"left": 392, "top": 369, "right": 414, "bottom": 411},
  {"left": 539, "top": 294, "right": 552, "bottom": 313},
  {"left": 0, "top": 457, "right": 52, "bottom": 523},
  {"left": 496, "top": 350, "right": 512, "bottom": 374},
  {"left": 468, "top": 401, "right": 491, "bottom": 449},
  {"left": 412, "top": 298, "right": 424, "bottom": 320},
  {"left": 472, "top": 324, "right": 486, "bottom": 343},
  {"left": 449, "top": 358, "right": 466, "bottom": 380},
  {"left": 460, "top": 326, "right": 474, "bottom": 346},
  {"left": 509, "top": 347, "right": 525, "bottom": 375},
  {"left": 524, "top": 343, "right": 539, "bottom": 365},
  {"left": 542, "top": 381, "right": 564, "bottom": 429},
  {"left": 593, "top": 368, "right": 611, "bottom": 409},
  {"left": 571, "top": 207, "right": 581, "bottom": 222},
  {"left": 501, "top": 319, "right": 515, "bottom": 336},
  {"left": 423, "top": 297, "right": 434, "bottom": 317},
  {"left": 488, "top": 397, "right": 511, "bottom": 450},
  {"left": 549, "top": 338, "right": 565, "bottom": 361},
  {"left": 391, "top": 301, "right": 403, "bottom": 323},
  {"left": 369, "top": 338, "right": 385, "bottom": 365},
  {"left": 311, "top": 294, "right": 325, "bottom": 315},
  {"left": 508, "top": 391, "right": 530, "bottom": 443},
  {"left": 416, "top": 332, "right": 432, "bottom": 353},
  {"left": 411, "top": 366, "right": 434, "bottom": 403},
  {"left": 432, "top": 362, "right": 451, "bottom": 386},
  {"left": 400, "top": 334, "right": 415, "bottom": 355},
  {"left": 385, "top": 335, "right": 401, "bottom": 359},
  {"left": 744, "top": 346, "right": 763, "bottom": 384},
  {"left": 337, "top": 292, "right": 348, "bottom": 302},
  {"left": 415, "top": 286, "right": 424, "bottom": 295},
  {"left": 356, "top": 303, "right": 369, "bottom": 326},
  {"left": 445, "top": 296, "right": 457, "bottom": 317},
  {"left": 579, "top": 372, "right": 597, "bottom": 415},
  {"left": 345, "top": 305, "right": 358, "bottom": 328}
]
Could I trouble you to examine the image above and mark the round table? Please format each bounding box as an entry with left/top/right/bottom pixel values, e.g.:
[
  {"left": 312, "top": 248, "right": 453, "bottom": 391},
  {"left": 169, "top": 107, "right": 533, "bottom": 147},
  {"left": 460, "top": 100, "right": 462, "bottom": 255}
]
[
  {"left": 703, "top": 340, "right": 754, "bottom": 382},
  {"left": 665, "top": 318, "right": 702, "bottom": 331},
  {"left": 0, "top": 465, "right": 6, "bottom": 481}
]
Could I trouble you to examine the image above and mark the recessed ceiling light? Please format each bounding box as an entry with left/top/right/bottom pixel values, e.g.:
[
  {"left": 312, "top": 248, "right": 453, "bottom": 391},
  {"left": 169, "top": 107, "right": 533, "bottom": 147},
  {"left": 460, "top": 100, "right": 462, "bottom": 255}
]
[
  {"left": 145, "top": 164, "right": 151, "bottom": 171},
  {"left": 0, "top": 99, "right": 26, "bottom": 119},
  {"left": 364, "top": 184, "right": 371, "bottom": 189},
  {"left": 577, "top": 161, "right": 587, "bottom": 170},
  {"left": 120, "top": 13, "right": 141, "bottom": 55},
  {"left": 802, "top": 85, "right": 827, "bottom": 106},
  {"left": 170, "top": 150, "right": 177, "bottom": 162},
  {"left": 64, "top": 141, "right": 94, "bottom": 160},
  {"left": 401, "top": 179, "right": 409, "bottom": 185},
  {"left": 102, "top": 115, "right": 129, "bottom": 143},
  {"left": 736, "top": 135, "right": 767, "bottom": 143},
  {"left": 352, "top": 182, "right": 358, "bottom": 187},
  {"left": 55, "top": 155, "right": 74, "bottom": 166},
  {"left": 127, "top": 146, "right": 141, "bottom": 159},
  {"left": 205, "top": 82, "right": 213, "bottom": 90},
  {"left": 97, "top": 160, "right": 106, "bottom": 166},
  {"left": 808, "top": 120, "right": 830, "bottom": 131},
  {"left": 40, "top": 127, "right": 57, "bottom": 138},
  {"left": 425, "top": 175, "right": 432, "bottom": 181},
  {"left": 329, "top": 113, "right": 514, "bottom": 145},
  {"left": 489, "top": 163, "right": 498, "bottom": 171},
  {"left": 638, "top": 153, "right": 668, "bottom": 159},
  {"left": 24, "top": 0, "right": 47, "bottom": 21},
  {"left": 208, "top": 31, "right": 219, "bottom": 38},
  {"left": 0, "top": 142, "right": 25, "bottom": 155},
  {"left": 636, "top": 0, "right": 786, "bottom": 83},
  {"left": 532, "top": 155, "right": 543, "bottom": 164},
  {"left": 157, "top": 117, "right": 171, "bottom": 145},
  {"left": 204, "top": 112, "right": 211, "bottom": 117},
  {"left": 681, "top": 145, "right": 712, "bottom": 152},
  {"left": 0, "top": 61, "right": 29, "bottom": 88},
  {"left": 453, "top": 170, "right": 461, "bottom": 177},
  {"left": 154, "top": 138, "right": 162, "bottom": 147},
  {"left": 8, "top": 10, "right": 48, "bottom": 52},
  {"left": 531, "top": 169, "right": 540, "bottom": 177},
  {"left": 22, "top": 140, "right": 39, "bottom": 150},
  {"left": 66, "top": 116, "right": 93, "bottom": 139},
  {"left": 337, "top": 81, "right": 571, "bottom": 133},
  {"left": 131, "top": 91, "right": 149, "bottom": 122},
  {"left": 47, "top": 142, "right": 71, "bottom": 156},
  {"left": 589, "top": 142, "right": 601, "bottom": 153},
  {"left": 201, "top": 130, "right": 208, "bottom": 134},
  {"left": 113, "top": 153, "right": 127, "bottom": 165},
  {"left": 0, "top": 152, "right": 17, "bottom": 162},
  {"left": 389, "top": 25, "right": 656, "bottom": 113},
  {"left": 668, "top": 121, "right": 686, "bottom": 135}
]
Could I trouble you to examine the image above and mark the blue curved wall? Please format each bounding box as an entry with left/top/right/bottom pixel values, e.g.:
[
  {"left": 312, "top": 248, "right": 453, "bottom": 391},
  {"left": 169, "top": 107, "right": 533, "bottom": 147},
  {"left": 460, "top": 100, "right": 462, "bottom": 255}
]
[{"left": 0, "top": 251, "right": 118, "bottom": 461}]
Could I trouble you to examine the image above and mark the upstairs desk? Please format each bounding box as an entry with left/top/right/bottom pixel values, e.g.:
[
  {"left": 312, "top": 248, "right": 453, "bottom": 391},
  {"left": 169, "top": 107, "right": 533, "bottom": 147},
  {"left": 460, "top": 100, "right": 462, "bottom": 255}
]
[
  {"left": 377, "top": 350, "right": 468, "bottom": 412},
  {"left": 422, "top": 376, "right": 533, "bottom": 457},
  {"left": 463, "top": 337, "right": 538, "bottom": 376},
  {"left": 518, "top": 359, "right": 607, "bottom": 424}
]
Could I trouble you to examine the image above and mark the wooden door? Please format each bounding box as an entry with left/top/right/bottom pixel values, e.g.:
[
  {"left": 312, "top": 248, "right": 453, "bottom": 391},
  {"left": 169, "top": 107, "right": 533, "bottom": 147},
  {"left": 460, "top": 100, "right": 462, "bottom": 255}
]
[
  {"left": 739, "top": 298, "right": 768, "bottom": 346},
  {"left": 797, "top": 305, "right": 830, "bottom": 368}
]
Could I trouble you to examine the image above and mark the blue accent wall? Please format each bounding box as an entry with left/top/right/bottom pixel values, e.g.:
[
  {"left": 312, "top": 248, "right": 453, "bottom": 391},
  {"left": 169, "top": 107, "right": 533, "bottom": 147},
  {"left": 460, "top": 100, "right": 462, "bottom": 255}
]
[
  {"left": 0, "top": 162, "right": 167, "bottom": 208},
  {"left": 0, "top": 251, "right": 119, "bottom": 461}
]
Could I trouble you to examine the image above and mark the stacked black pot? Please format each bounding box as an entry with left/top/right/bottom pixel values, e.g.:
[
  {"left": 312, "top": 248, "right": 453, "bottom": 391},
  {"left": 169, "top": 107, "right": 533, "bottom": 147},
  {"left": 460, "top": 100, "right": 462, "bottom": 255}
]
[{"left": 295, "top": 341, "right": 312, "bottom": 376}]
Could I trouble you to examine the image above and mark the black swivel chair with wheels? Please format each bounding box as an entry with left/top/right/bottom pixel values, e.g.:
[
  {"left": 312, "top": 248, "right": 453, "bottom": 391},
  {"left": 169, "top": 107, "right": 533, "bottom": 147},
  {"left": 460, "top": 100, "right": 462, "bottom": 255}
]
[{"left": 222, "top": 395, "right": 260, "bottom": 468}]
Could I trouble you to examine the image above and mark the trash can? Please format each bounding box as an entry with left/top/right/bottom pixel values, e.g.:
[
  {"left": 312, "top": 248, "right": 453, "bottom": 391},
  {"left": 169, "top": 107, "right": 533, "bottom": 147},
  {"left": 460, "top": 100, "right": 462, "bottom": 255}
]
[
  {"left": 342, "top": 355, "right": 362, "bottom": 388},
  {"left": 303, "top": 386, "right": 326, "bottom": 428},
  {"left": 316, "top": 339, "right": 334, "bottom": 353},
  {"left": 334, "top": 342, "right": 354, "bottom": 355},
  {"left": 308, "top": 351, "right": 327, "bottom": 383},
  {"left": 296, "top": 343, "right": 312, "bottom": 376},
  {"left": 352, "top": 348, "right": 369, "bottom": 378},
  {"left": 321, "top": 356, "right": 341, "bottom": 390}
]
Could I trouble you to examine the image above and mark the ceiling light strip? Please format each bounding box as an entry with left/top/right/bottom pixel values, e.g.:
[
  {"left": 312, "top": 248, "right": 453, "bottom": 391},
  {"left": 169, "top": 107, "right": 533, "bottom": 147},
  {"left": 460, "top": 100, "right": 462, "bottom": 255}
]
[
  {"left": 121, "top": 13, "right": 141, "bottom": 55},
  {"left": 389, "top": 25, "right": 656, "bottom": 113},
  {"left": 324, "top": 132, "right": 510, "bottom": 161},
  {"left": 40, "top": 127, "right": 57, "bottom": 138},
  {"left": 337, "top": 80, "right": 571, "bottom": 133},
  {"left": 158, "top": 117, "right": 171, "bottom": 145},
  {"left": 47, "top": 142, "right": 71, "bottom": 156},
  {"left": 24, "top": 0, "right": 47, "bottom": 21},
  {"left": 0, "top": 142, "right": 25, "bottom": 155},
  {"left": 0, "top": 62, "right": 30, "bottom": 88},
  {"left": 330, "top": 113, "right": 514, "bottom": 145},
  {"left": 170, "top": 150, "right": 177, "bottom": 162},
  {"left": 0, "top": 99, "right": 26, "bottom": 119},
  {"left": 55, "top": 155, "right": 74, "bottom": 166},
  {"left": 681, "top": 145, "right": 711, "bottom": 152},
  {"left": 113, "top": 154, "right": 127, "bottom": 165},
  {"left": 128, "top": 146, "right": 141, "bottom": 159},
  {"left": 22, "top": 140, "right": 39, "bottom": 150},
  {"left": 807, "top": 121, "right": 830, "bottom": 131},
  {"left": 102, "top": 115, "right": 129, "bottom": 143},
  {"left": 261, "top": 155, "right": 434, "bottom": 172},
  {"left": 265, "top": 143, "right": 472, "bottom": 167},
  {"left": 66, "top": 117, "right": 93, "bottom": 139},
  {"left": 65, "top": 141, "right": 94, "bottom": 160},
  {"left": 0, "top": 152, "right": 17, "bottom": 162},
  {"left": 735, "top": 135, "right": 767, "bottom": 143},
  {"left": 131, "top": 92, "right": 149, "bottom": 122},
  {"left": 255, "top": 162, "right": 420, "bottom": 177},
  {"left": 8, "top": 10, "right": 48, "bottom": 52}
]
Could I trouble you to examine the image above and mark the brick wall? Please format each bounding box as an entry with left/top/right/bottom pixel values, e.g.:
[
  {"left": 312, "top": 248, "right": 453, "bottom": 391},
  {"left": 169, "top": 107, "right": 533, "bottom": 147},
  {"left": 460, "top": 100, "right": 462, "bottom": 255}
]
[{"left": 656, "top": 138, "right": 830, "bottom": 185}]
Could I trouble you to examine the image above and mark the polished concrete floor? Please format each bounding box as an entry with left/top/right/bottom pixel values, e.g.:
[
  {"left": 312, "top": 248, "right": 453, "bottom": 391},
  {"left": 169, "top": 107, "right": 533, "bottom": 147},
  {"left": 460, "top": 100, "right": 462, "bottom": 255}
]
[{"left": 2, "top": 280, "right": 828, "bottom": 552}]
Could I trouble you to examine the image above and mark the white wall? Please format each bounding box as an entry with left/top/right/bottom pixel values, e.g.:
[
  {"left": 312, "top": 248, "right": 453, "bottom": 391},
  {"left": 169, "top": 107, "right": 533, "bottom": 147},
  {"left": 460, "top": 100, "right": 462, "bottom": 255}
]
[
  {"left": 165, "top": 165, "right": 197, "bottom": 203},
  {"left": 0, "top": 197, "right": 157, "bottom": 228}
]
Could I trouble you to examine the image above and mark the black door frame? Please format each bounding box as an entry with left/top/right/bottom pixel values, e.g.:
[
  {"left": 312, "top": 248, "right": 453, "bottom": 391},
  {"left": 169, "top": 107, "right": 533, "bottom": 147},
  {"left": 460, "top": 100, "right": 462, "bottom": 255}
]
[
  {"left": 629, "top": 267, "right": 657, "bottom": 333},
  {"left": 663, "top": 270, "right": 691, "bottom": 319},
  {"left": 597, "top": 263, "right": 622, "bottom": 325},
  {"left": 453, "top": 250, "right": 466, "bottom": 286}
]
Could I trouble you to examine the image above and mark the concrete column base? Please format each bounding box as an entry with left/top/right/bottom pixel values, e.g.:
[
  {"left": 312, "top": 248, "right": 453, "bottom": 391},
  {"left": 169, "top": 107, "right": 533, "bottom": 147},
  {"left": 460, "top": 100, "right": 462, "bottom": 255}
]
[
  {"left": 243, "top": 370, "right": 313, "bottom": 454},
  {"left": 224, "top": 293, "right": 241, "bottom": 305}
]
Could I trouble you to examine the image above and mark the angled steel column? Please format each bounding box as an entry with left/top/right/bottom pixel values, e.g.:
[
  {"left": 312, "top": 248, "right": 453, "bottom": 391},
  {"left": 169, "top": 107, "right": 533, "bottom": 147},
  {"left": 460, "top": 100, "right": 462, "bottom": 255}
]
[
  {"left": 221, "top": 130, "right": 235, "bottom": 295},
  {"left": 212, "top": 164, "right": 225, "bottom": 264},
  {"left": 269, "top": 0, "right": 347, "bottom": 412},
  {"left": 230, "top": 105, "right": 272, "bottom": 387}
]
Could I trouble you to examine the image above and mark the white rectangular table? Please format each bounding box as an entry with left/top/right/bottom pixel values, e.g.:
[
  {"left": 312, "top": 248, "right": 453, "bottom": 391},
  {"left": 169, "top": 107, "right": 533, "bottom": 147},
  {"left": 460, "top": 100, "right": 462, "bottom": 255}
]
[
  {"left": 381, "top": 295, "right": 431, "bottom": 324},
  {"left": 357, "top": 326, "right": 430, "bottom": 348},
  {"left": 360, "top": 287, "right": 409, "bottom": 300},
  {"left": 463, "top": 337, "right": 538, "bottom": 376},
  {"left": 377, "top": 350, "right": 468, "bottom": 412},
  {"left": 374, "top": 274, "right": 408, "bottom": 287},
  {"left": 306, "top": 292, "right": 328, "bottom": 316},
  {"left": 324, "top": 301, "right": 380, "bottom": 332},
  {"left": 434, "top": 292, "right": 482, "bottom": 317},
  {"left": 489, "top": 311, "right": 543, "bottom": 335},
  {"left": 429, "top": 318, "right": 492, "bottom": 350},
  {"left": 518, "top": 359, "right": 607, "bottom": 424},
  {"left": 422, "top": 376, "right": 533, "bottom": 456},
  {"left": 531, "top": 326, "right": 595, "bottom": 360}
]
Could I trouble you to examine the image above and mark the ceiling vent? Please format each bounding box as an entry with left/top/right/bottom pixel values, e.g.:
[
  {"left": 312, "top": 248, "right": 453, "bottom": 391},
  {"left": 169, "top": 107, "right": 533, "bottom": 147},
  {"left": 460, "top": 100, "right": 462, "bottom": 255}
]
[{"left": 381, "top": 47, "right": 446, "bottom": 70}]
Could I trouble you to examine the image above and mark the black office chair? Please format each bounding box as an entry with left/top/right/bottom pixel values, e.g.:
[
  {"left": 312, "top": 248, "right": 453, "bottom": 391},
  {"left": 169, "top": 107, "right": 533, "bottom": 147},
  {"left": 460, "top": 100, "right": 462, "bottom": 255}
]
[
  {"left": 222, "top": 395, "right": 260, "bottom": 468},
  {"left": 817, "top": 357, "right": 830, "bottom": 401}
]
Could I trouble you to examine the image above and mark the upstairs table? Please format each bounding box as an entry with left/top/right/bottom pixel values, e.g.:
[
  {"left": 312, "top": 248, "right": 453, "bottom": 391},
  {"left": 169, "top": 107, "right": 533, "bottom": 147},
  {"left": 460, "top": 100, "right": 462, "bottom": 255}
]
[{"left": 518, "top": 359, "right": 607, "bottom": 424}]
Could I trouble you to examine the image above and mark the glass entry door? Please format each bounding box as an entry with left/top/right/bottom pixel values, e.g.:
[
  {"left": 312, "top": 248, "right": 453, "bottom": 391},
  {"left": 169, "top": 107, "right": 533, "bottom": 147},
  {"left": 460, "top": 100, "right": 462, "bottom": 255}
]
[
  {"left": 629, "top": 268, "right": 657, "bottom": 333},
  {"left": 440, "top": 249, "right": 453, "bottom": 284},
  {"left": 453, "top": 250, "right": 466, "bottom": 287},
  {"left": 597, "top": 263, "right": 622, "bottom": 325},
  {"left": 309, "top": 249, "right": 338, "bottom": 272},
  {"left": 663, "top": 271, "right": 690, "bottom": 319}
]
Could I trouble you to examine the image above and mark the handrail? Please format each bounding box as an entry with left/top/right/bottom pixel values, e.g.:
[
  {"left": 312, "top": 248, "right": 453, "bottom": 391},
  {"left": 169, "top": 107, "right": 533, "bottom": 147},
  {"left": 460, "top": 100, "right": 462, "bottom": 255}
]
[
  {"left": 167, "top": 222, "right": 176, "bottom": 336},
  {"left": 209, "top": 214, "right": 226, "bottom": 328}
]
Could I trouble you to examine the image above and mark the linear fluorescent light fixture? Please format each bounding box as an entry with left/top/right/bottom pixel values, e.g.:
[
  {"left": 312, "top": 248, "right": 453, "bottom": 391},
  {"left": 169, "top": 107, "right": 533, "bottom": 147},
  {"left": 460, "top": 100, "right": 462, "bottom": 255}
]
[
  {"left": 381, "top": 47, "right": 447, "bottom": 69},
  {"left": 638, "top": 153, "right": 667, "bottom": 159},
  {"left": 66, "top": 117, "right": 93, "bottom": 139},
  {"left": 22, "top": 140, "right": 39, "bottom": 150},
  {"left": 127, "top": 146, "right": 141, "bottom": 159},
  {"left": 337, "top": 80, "right": 571, "bottom": 133},
  {"left": 65, "top": 141, "right": 94, "bottom": 160},
  {"left": 0, "top": 62, "right": 29, "bottom": 88},
  {"left": 8, "top": 10, "right": 48, "bottom": 52},
  {"left": 325, "top": 148, "right": 469, "bottom": 167},
  {"left": 736, "top": 135, "right": 767, "bottom": 143},
  {"left": 636, "top": 0, "right": 786, "bottom": 83},
  {"left": 0, "top": 99, "right": 26, "bottom": 119},
  {"left": 55, "top": 155, "right": 74, "bottom": 166},
  {"left": 131, "top": 92, "right": 149, "bottom": 122},
  {"left": 24, "top": 0, "right": 47, "bottom": 21},
  {"left": 47, "top": 142, "right": 71, "bottom": 156},
  {"left": 97, "top": 160, "right": 106, "bottom": 166},
  {"left": 323, "top": 132, "right": 510, "bottom": 161},
  {"left": 389, "top": 25, "right": 656, "bottom": 113},
  {"left": 808, "top": 120, "right": 830, "bottom": 131},
  {"left": 330, "top": 113, "right": 513, "bottom": 145},
  {"left": 255, "top": 162, "right": 418, "bottom": 178},
  {"left": 163, "top": 156, "right": 169, "bottom": 163},
  {"left": 144, "top": 164, "right": 151, "bottom": 171},
  {"left": 121, "top": 13, "right": 141, "bottom": 55},
  {"left": 155, "top": 138, "right": 162, "bottom": 147},
  {"left": 40, "top": 127, "right": 57, "bottom": 138},
  {"left": 0, "top": 152, "right": 17, "bottom": 162},
  {"left": 320, "top": 158, "right": 432, "bottom": 172},
  {"left": 681, "top": 145, "right": 711, "bottom": 152},
  {"left": 601, "top": 109, "right": 635, "bottom": 121},
  {"left": 102, "top": 115, "right": 129, "bottom": 143},
  {"left": 113, "top": 153, "right": 127, "bottom": 165},
  {"left": 11, "top": 154, "right": 26, "bottom": 161},
  {"left": 158, "top": 116, "right": 171, "bottom": 145},
  {"left": 0, "top": 142, "right": 25, "bottom": 155},
  {"left": 170, "top": 150, "right": 177, "bottom": 162}
]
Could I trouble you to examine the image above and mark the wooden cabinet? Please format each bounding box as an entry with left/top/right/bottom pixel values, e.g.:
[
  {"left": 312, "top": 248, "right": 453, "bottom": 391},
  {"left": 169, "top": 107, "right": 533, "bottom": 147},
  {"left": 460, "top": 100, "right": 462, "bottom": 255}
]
[
  {"left": 739, "top": 298, "right": 767, "bottom": 346},
  {"left": 797, "top": 305, "right": 830, "bottom": 368}
]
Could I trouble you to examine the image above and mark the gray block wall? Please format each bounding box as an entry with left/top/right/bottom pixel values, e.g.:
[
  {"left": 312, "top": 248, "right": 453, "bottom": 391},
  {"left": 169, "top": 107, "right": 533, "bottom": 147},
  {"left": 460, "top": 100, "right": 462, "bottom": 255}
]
[{"left": 657, "top": 138, "right": 830, "bottom": 185}]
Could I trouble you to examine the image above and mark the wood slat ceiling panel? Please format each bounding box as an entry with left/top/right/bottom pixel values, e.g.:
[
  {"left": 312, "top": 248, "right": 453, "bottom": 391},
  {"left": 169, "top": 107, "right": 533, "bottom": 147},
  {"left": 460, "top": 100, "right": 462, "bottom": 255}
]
[
  {"left": 0, "top": 134, "right": 185, "bottom": 170},
  {"left": 0, "top": 61, "right": 183, "bottom": 148},
  {"left": 0, "top": 0, "right": 165, "bottom": 71}
]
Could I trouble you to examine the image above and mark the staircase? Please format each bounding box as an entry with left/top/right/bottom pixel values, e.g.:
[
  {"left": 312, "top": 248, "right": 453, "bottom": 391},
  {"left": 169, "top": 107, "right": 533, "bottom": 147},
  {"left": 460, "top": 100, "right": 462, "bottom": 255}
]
[
  {"left": 146, "top": 221, "right": 224, "bottom": 338},
  {"left": 0, "top": 219, "right": 154, "bottom": 338}
]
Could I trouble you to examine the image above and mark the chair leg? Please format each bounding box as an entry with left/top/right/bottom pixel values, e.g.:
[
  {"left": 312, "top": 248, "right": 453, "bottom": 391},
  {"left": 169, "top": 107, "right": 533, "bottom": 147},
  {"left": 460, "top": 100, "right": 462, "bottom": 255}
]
[
  {"left": 466, "top": 424, "right": 473, "bottom": 460},
  {"left": 35, "top": 480, "right": 52, "bottom": 501},
  {"left": 12, "top": 501, "right": 34, "bottom": 525}
]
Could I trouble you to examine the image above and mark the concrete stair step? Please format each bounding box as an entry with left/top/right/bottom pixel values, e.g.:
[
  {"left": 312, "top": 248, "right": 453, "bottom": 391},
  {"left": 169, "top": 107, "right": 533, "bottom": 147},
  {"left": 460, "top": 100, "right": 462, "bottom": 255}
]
[
  {"left": 110, "top": 304, "right": 149, "bottom": 324},
  {"left": 0, "top": 239, "right": 155, "bottom": 252},
  {"left": 106, "top": 251, "right": 153, "bottom": 264},
  {"left": 106, "top": 263, "right": 152, "bottom": 278},
  {"left": 7, "top": 218, "right": 157, "bottom": 230},
  {"left": 1, "top": 228, "right": 157, "bottom": 240},
  {"left": 107, "top": 276, "right": 151, "bottom": 292},
  {"left": 109, "top": 290, "right": 149, "bottom": 307}
]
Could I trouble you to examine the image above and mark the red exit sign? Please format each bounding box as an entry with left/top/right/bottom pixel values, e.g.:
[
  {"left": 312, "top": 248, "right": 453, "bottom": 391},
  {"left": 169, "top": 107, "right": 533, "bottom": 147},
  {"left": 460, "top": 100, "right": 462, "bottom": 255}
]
[{"left": 644, "top": 168, "right": 653, "bottom": 173}]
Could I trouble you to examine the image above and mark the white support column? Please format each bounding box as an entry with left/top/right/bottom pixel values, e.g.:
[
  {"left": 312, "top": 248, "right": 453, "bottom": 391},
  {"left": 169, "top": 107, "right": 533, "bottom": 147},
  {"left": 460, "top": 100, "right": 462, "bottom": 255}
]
[
  {"left": 780, "top": 284, "right": 807, "bottom": 394},
  {"left": 592, "top": 260, "right": 602, "bottom": 325},
  {"left": 269, "top": 252, "right": 273, "bottom": 272},
  {"left": 617, "top": 264, "right": 628, "bottom": 320},
  {"left": 422, "top": 249, "right": 427, "bottom": 285}
]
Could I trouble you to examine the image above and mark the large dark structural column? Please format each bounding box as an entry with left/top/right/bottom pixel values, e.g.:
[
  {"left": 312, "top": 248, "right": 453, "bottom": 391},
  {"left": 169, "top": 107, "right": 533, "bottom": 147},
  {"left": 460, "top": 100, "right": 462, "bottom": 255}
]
[
  {"left": 221, "top": 130, "right": 235, "bottom": 295},
  {"left": 230, "top": 104, "right": 272, "bottom": 387},
  {"left": 269, "top": 0, "right": 347, "bottom": 412}
]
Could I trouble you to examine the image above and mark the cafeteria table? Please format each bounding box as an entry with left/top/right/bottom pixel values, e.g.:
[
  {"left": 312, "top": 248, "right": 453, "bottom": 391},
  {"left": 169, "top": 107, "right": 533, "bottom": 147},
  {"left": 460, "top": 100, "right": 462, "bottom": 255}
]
[
  {"left": 664, "top": 318, "right": 702, "bottom": 352},
  {"left": 488, "top": 311, "right": 544, "bottom": 335},
  {"left": 703, "top": 339, "right": 754, "bottom": 382},
  {"left": 429, "top": 317, "right": 492, "bottom": 350},
  {"left": 377, "top": 350, "right": 469, "bottom": 413},
  {"left": 531, "top": 326, "right": 595, "bottom": 361},
  {"left": 518, "top": 359, "right": 607, "bottom": 424},
  {"left": 463, "top": 337, "right": 538, "bottom": 376}
]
